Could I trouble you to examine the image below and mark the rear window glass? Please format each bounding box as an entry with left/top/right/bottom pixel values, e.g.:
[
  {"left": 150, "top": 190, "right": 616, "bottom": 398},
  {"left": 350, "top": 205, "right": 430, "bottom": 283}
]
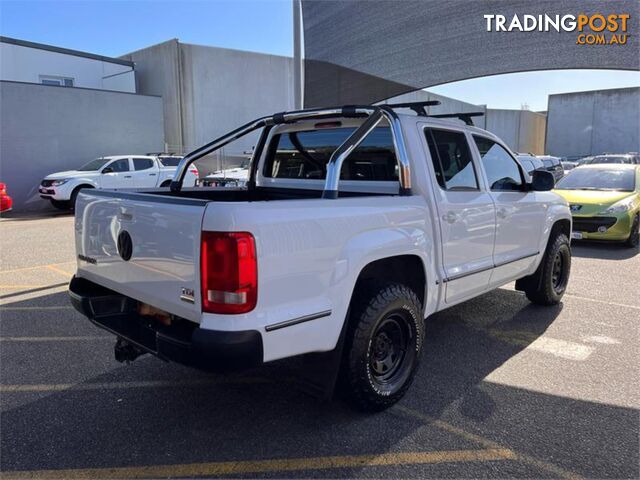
[
  {"left": 158, "top": 157, "right": 183, "bottom": 167},
  {"left": 264, "top": 127, "right": 398, "bottom": 181},
  {"left": 589, "top": 156, "right": 630, "bottom": 164},
  {"left": 133, "top": 158, "right": 154, "bottom": 170}
]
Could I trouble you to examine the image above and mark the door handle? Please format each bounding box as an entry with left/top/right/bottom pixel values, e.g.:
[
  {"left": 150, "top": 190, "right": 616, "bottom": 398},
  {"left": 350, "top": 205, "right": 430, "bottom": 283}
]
[
  {"left": 442, "top": 211, "right": 459, "bottom": 224},
  {"left": 149, "top": 173, "right": 157, "bottom": 176},
  {"left": 124, "top": 175, "right": 132, "bottom": 178}
]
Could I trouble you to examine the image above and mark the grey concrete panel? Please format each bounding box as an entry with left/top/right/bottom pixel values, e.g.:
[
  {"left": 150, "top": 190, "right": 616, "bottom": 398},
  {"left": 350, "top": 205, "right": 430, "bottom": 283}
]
[
  {"left": 123, "top": 41, "right": 294, "bottom": 174},
  {"left": 486, "top": 109, "right": 546, "bottom": 154},
  {"left": 121, "top": 40, "right": 183, "bottom": 153},
  {"left": 546, "top": 87, "right": 639, "bottom": 157},
  {"left": 0, "top": 81, "right": 164, "bottom": 212}
]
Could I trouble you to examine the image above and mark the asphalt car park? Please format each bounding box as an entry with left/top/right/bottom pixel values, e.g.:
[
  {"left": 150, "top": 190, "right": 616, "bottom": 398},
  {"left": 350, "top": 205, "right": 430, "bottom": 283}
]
[{"left": 0, "top": 214, "right": 638, "bottom": 479}]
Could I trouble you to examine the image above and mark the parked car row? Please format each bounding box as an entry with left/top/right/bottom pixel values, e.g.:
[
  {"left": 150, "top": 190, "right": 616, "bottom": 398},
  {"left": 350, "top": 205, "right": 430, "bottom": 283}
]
[
  {"left": 516, "top": 153, "right": 563, "bottom": 181},
  {"left": 39, "top": 154, "right": 199, "bottom": 211},
  {"left": 517, "top": 152, "right": 640, "bottom": 183}
]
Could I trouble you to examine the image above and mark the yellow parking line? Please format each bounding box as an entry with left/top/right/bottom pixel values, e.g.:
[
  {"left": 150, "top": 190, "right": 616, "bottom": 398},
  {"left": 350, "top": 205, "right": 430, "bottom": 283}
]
[
  {"left": 0, "top": 262, "right": 75, "bottom": 275},
  {"left": 46, "top": 264, "right": 73, "bottom": 278},
  {"left": 394, "top": 406, "right": 581, "bottom": 480},
  {"left": 0, "top": 336, "right": 110, "bottom": 342},
  {"left": 0, "top": 285, "right": 64, "bottom": 289},
  {"left": 0, "top": 377, "right": 270, "bottom": 393},
  {"left": 0, "top": 448, "right": 514, "bottom": 479},
  {"left": 0, "top": 306, "right": 74, "bottom": 311}
]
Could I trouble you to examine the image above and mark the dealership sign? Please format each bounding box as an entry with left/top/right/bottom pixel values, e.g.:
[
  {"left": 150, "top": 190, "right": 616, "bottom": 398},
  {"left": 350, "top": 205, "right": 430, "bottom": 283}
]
[{"left": 483, "top": 13, "right": 630, "bottom": 45}]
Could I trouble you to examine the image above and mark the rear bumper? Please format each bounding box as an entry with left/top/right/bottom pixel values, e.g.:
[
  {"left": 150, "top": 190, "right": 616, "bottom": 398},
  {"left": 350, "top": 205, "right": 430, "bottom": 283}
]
[{"left": 68, "top": 276, "right": 263, "bottom": 371}]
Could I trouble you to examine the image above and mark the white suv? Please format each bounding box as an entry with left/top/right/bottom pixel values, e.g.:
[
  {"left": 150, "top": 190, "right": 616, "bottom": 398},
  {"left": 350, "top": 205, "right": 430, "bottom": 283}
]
[{"left": 40, "top": 155, "right": 198, "bottom": 210}]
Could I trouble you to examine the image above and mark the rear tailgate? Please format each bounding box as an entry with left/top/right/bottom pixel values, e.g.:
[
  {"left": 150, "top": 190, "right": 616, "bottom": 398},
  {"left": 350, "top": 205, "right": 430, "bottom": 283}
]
[{"left": 74, "top": 190, "right": 206, "bottom": 322}]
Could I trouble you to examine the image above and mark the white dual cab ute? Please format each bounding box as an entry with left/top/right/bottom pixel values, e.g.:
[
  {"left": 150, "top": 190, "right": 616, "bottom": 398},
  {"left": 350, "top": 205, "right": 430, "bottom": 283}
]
[
  {"left": 69, "top": 101, "right": 572, "bottom": 411},
  {"left": 39, "top": 154, "right": 198, "bottom": 210}
]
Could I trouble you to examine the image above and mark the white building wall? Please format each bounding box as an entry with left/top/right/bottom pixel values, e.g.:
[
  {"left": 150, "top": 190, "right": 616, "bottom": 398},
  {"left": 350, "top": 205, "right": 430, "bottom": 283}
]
[{"left": 0, "top": 42, "right": 135, "bottom": 93}]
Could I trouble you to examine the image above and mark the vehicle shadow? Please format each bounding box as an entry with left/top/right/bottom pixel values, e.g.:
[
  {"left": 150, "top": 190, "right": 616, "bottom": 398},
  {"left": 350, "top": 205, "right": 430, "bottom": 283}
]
[
  {"left": 571, "top": 241, "right": 638, "bottom": 260},
  {"left": 0, "top": 210, "right": 72, "bottom": 222},
  {"left": 0, "top": 289, "right": 637, "bottom": 478}
]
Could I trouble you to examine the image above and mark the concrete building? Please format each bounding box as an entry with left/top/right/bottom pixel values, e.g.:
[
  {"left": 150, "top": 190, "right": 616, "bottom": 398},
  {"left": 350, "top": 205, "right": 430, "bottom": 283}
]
[
  {"left": 122, "top": 39, "right": 547, "bottom": 169},
  {"left": 0, "top": 37, "right": 164, "bottom": 212},
  {"left": 485, "top": 109, "right": 547, "bottom": 155},
  {"left": 546, "top": 87, "right": 640, "bottom": 158},
  {"left": 121, "top": 39, "right": 295, "bottom": 172},
  {"left": 0, "top": 36, "right": 135, "bottom": 92},
  {"left": 384, "top": 91, "right": 547, "bottom": 154},
  {"left": 0, "top": 82, "right": 164, "bottom": 212}
]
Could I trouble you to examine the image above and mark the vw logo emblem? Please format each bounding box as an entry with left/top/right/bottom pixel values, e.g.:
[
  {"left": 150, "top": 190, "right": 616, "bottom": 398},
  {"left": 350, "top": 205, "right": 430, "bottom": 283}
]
[
  {"left": 570, "top": 204, "right": 582, "bottom": 212},
  {"left": 117, "top": 230, "right": 133, "bottom": 261}
]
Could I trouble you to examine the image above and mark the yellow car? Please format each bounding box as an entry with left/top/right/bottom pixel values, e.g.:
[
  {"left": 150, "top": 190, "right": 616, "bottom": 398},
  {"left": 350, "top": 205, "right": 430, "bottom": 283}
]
[{"left": 554, "top": 164, "right": 640, "bottom": 248}]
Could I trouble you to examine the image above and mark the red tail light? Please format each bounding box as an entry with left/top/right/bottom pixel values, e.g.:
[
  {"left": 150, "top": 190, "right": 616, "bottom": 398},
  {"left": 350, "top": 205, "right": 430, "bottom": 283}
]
[
  {"left": 190, "top": 166, "right": 199, "bottom": 177},
  {"left": 201, "top": 232, "right": 257, "bottom": 314}
]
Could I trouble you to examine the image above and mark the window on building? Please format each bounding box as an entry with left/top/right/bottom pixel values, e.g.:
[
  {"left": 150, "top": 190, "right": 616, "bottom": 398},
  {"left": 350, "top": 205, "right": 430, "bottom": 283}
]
[
  {"left": 133, "top": 158, "right": 155, "bottom": 171},
  {"left": 39, "top": 76, "right": 74, "bottom": 87},
  {"left": 425, "top": 128, "right": 478, "bottom": 190},
  {"left": 264, "top": 126, "right": 398, "bottom": 181},
  {"left": 473, "top": 136, "right": 523, "bottom": 191}
]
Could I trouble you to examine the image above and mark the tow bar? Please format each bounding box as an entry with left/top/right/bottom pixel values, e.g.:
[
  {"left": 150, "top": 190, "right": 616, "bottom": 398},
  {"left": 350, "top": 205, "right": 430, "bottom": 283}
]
[{"left": 114, "top": 337, "right": 146, "bottom": 364}]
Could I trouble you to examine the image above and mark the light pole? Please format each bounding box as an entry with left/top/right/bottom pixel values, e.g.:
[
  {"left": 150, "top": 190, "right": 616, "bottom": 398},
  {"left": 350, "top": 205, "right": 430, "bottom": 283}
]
[{"left": 293, "top": 0, "right": 303, "bottom": 109}]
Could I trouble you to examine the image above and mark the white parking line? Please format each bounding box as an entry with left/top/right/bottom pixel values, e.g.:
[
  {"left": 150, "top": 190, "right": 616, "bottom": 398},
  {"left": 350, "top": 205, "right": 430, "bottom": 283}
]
[
  {"left": 526, "top": 336, "right": 594, "bottom": 361},
  {"left": 564, "top": 293, "right": 639, "bottom": 311}
]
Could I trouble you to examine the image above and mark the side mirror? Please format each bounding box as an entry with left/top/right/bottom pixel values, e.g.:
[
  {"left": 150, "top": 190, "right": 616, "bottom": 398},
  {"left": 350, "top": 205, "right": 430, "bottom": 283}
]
[
  {"left": 530, "top": 169, "right": 555, "bottom": 191},
  {"left": 102, "top": 167, "right": 114, "bottom": 174}
]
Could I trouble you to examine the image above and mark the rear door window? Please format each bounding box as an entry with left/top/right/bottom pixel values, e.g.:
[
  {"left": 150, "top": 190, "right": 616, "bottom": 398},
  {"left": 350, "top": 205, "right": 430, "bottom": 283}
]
[
  {"left": 133, "top": 158, "right": 155, "bottom": 171},
  {"left": 264, "top": 127, "right": 398, "bottom": 181},
  {"left": 424, "top": 128, "right": 478, "bottom": 190}
]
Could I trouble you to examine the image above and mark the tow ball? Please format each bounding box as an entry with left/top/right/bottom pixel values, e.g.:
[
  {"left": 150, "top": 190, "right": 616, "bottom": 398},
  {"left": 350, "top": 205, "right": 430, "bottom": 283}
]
[{"left": 114, "top": 337, "right": 146, "bottom": 364}]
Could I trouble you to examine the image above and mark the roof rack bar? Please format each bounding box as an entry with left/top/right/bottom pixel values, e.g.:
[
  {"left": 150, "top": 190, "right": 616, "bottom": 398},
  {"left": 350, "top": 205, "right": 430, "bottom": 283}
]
[
  {"left": 430, "top": 111, "right": 485, "bottom": 126},
  {"left": 382, "top": 100, "right": 441, "bottom": 116}
]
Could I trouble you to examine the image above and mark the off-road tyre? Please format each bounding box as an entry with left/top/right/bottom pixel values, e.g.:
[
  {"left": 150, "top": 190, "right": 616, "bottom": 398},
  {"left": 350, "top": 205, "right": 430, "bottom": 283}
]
[
  {"left": 524, "top": 233, "right": 571, "bottom": 305},
  {"left": 625, "top": 214, "right": 639, "bottom": 248},
  {"left": 342, "top": 283, "right": 424, "bottom": 412},
  {"left": 70, "top": 186, "right": 92, "bottom": 212}
]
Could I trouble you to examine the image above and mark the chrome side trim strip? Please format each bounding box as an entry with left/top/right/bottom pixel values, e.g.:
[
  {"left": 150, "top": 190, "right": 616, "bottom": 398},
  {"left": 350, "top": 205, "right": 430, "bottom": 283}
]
[
  {"left": 265, "top": 310, "right": 332, "bottom": 332},
  {"left": 442, "top": 251, "right": 540, "bottom": 283},
  {"left": 443, "top": 265, "right": 493, "bottom": 283},
  {"left": 493, "top": 251, "right": 540, "bottom": 269}
]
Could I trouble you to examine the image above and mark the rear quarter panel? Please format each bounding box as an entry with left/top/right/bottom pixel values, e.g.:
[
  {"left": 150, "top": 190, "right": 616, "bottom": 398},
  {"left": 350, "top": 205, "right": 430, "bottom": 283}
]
[{"left": 200, "top": 195, "right": 435, "bottom": 362}]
